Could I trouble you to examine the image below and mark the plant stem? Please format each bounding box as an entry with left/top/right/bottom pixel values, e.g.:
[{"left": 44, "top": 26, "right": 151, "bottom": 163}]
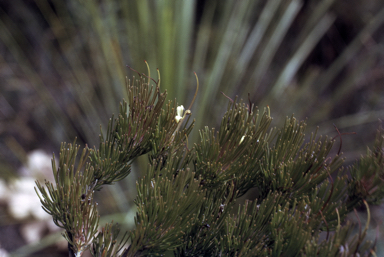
[{"left": 68, "top": 232, "right": 75, "bottom": 257}]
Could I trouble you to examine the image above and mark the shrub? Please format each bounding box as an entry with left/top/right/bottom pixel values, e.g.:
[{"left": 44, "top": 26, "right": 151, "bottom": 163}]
[{"left": 35, "top": 71, "right": 384, "bottom": 257}]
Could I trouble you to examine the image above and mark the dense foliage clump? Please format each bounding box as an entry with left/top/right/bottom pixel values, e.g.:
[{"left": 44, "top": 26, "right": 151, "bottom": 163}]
[{"left": 35, "top": 71, "right": 384, "bottom": 257}]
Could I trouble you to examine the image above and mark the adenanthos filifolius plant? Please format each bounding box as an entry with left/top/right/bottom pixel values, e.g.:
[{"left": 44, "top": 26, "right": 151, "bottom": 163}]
[
  {"left": 35, "top": 142, "right": 99, "bottom": 256},
  {"left": 35, "top": 66, "right": 384, "bottom": 257}
]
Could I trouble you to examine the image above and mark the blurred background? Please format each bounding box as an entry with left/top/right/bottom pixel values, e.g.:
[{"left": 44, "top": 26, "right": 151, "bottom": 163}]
[{"left": 1, "top": 0, "right": 384, "bottom": 256}]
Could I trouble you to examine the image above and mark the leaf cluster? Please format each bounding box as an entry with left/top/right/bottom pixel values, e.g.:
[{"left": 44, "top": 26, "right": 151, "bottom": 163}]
[
  {"left": 35, "top": 75, "right": 192, "bottom": 255},
  {"left": 35, "top": 73, "right": 384, "bottom": 257},
  {"left": 347, "top": 128, "right": 384, "bottom": 206}
]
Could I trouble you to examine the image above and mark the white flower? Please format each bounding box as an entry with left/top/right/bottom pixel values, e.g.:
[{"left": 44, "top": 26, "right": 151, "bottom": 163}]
[
  {"left": 175, "top": 105, "right": 185, "bottom": 123},
  {"left": 239, "top": 135, "right": 245, "bottom": 144}
]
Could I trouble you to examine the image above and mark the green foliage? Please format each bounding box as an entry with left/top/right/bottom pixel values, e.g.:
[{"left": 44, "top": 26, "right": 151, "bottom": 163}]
[
  {"left": 216, "top": 192, "right": 283, "bottom": 256},
  {"left": 91, "top": 222, "right": 128, "bottom": 257},
  {"left": 35, "top": 142, "right": 99, "bottom": 254},
  {"left": 348, "top": 128, "right": 384, "bottom": 206},
  {"left": 303, "top": 202, "right": 373, "bottom": 257},
  {"left": 89, "top": 76, "right": 169, "bottom": 191},
  {"left": 194, "top": 98, "right": 272, "bottom": 194},
  {"left": 35, "top": 73, "right": 384, "bottom": 257}
]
